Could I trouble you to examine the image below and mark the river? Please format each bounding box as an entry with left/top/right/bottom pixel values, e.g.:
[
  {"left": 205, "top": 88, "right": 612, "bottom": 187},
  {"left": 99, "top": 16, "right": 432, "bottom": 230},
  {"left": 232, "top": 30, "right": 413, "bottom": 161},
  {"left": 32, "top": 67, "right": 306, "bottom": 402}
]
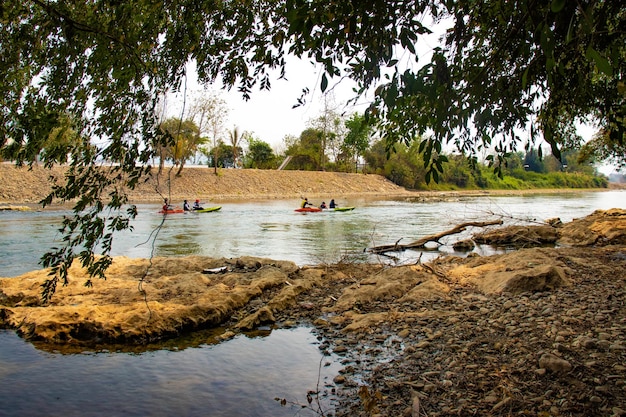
[{"left": 0, "top": 191, "right": 624, "bottom": 416}]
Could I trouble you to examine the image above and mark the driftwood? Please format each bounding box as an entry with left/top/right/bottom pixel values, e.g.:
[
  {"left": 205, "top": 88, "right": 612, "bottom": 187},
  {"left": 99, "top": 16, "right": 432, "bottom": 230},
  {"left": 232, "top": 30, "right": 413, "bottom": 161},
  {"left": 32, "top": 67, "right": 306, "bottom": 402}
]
[{"left": 367, "top": 220, "right": 504, "bottom": 255}]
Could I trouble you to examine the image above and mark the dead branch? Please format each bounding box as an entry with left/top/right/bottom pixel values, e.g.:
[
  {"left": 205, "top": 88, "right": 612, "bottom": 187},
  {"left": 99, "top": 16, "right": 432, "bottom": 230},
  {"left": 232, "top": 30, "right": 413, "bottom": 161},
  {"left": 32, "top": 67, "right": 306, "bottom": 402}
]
[{"left": 367, "top": 220, "right": 503, "bottom": 255}]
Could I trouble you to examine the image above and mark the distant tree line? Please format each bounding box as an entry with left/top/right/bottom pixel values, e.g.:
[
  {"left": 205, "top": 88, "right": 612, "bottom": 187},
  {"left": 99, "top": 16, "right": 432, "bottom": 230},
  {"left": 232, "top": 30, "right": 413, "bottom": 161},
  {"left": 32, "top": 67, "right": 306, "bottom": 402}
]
[{"left": 157, "top": 105, "right": 608, "bottom": 191}]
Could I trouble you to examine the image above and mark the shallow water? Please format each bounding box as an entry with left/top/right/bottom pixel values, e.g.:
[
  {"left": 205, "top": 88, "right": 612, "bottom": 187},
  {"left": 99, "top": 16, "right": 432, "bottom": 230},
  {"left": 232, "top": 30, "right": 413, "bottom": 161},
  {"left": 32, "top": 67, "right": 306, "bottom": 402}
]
[
  {"left": 0, "top": 327, "right": 340, "bottom": 417},
  {"left": 0, "top": 191, "right": 624, "bottom": 417},
  {"left": 1, "top": 191, "right": 624, "bottom": 278}
]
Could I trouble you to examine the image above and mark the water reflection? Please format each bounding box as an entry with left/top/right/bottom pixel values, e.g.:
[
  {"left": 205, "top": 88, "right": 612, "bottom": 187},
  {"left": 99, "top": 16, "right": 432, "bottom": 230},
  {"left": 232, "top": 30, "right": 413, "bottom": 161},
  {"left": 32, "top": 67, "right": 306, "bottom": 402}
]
[{"left": 0, "top": 327, "right": 341, "bottom": 417}]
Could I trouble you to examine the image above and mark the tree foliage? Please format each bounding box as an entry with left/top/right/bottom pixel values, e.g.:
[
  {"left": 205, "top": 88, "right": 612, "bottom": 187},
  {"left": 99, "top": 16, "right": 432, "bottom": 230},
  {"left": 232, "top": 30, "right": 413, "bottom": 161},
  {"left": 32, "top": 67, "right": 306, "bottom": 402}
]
[
  {"left": 0, "top": 0, "right": 623, "bottom": 298},
  {"left": 579, "top": 128, "right": 626, "bottom": 171},
  {"left": 245, "top": 138, "right": 277, "bottom": 169},
  {"left": 228, "top": 126, "right": 242, "bottom": 168},
  {"left": 342, "top": 113, "right": 372, "bottom": 172},
  {"left": 364, "top": 0, "right": 625, "bottom": 177},
  {"left": 285, "top": 128, "right": 323, "bottom": 170},
  {"left": 364, "top": 139, "right": 605, "bottom": 190},
  {"left": 159, "top": 117, "right": 202, "bottom": 176},
  {"left": 206, "top": 140, "right": 242, "bottom": 168}
]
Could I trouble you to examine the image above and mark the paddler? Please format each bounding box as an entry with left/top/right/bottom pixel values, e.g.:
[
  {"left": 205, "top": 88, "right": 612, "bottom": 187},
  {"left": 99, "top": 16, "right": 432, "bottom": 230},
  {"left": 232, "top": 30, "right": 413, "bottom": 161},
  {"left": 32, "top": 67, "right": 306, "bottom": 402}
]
[
  {"left": 193, "top": 199, "right": 204, "bottom": 210},
  {"left": 301, "top": 197, "right": 313, "bottom": 208}
]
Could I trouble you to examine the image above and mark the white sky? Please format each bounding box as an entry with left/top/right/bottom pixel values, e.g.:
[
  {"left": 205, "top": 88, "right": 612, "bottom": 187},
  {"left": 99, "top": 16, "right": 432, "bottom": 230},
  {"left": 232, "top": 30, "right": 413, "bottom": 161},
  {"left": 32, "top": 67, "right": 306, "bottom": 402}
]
[
  {"left": 164, "top": 58, "right": 372, "bottom": 153},
  {"left": 221, "top": 59, "right": 366, "bottom": 152}
]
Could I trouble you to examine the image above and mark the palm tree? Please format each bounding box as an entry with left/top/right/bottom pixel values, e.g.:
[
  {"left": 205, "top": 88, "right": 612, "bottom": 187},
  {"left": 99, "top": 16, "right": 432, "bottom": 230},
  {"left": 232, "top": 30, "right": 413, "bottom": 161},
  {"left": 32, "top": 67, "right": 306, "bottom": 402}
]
[{"left": 228, "top": 126, "right": 241, "bottom": 168}]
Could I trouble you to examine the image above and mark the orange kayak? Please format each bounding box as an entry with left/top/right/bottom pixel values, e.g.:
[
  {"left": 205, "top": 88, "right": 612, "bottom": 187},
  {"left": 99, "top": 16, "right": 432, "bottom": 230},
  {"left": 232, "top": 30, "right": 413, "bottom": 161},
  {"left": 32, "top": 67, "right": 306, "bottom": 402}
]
[
  {"left": 158, "top": 209, "right": 185, "bottom": 214},
  {"left": 294, "top": 207, "right": 322, "bottom": 213}
]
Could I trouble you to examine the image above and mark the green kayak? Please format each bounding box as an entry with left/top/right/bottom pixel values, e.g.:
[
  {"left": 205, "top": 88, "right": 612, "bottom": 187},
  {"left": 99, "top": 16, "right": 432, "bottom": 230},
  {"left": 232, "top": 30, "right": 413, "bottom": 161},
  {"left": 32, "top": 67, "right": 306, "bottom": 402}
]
[
  {"left": 333, "top": 207, "right": 355, "bottom": 212},
  {"left": 193, "top": 206, "right": 222, "bottom": 213}
]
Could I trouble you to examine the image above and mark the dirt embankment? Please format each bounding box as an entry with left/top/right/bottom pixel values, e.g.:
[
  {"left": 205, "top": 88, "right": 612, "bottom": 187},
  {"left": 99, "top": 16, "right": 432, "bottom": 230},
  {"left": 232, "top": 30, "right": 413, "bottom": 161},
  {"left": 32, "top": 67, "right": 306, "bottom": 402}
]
[
  {"left": 1, "top": 163, "right": 617, "bottom": 207},
  {"left": 0, "top": 163, "right": 413, "bottom": 205},
  {"left": 1, "top": 209, "right": 625, "bottom": 416}
]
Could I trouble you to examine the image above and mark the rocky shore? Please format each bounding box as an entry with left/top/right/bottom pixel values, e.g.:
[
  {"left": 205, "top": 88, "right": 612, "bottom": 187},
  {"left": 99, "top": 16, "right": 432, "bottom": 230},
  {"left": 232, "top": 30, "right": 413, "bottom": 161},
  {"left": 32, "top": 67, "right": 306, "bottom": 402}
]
[{"left": 1, "top": 208, "right": 625, "bottom": 416}]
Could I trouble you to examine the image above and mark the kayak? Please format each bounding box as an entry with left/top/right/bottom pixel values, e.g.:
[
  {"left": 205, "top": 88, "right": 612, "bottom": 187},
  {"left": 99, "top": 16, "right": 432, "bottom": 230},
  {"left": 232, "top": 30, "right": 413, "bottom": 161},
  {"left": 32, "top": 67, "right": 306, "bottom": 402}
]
[
  {"left": 158, "top": 208, "right": 184, "bottom": 214},
  {"left": 333, "top": 207, "right": 355, "bottom": 212},
  {"left": 193, "top": 206, "right": 222, "bottom": 213},
  {"left": 294, "top": 207, "right": 322, "bottom": 213}
]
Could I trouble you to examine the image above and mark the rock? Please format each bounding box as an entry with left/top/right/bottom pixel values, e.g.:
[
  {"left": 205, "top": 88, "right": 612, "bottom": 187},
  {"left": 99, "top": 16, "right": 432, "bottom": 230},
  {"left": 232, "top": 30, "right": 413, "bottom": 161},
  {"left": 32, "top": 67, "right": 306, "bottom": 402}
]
[
  {"left": 333, "top": 375, "right": 346, "bottom": 384},
  {"left": 539, "top": 353, "right": 572, "bottom": 373},
  {"left": 217, "top": 330, "right": 236, "bottom": 341},
  {"left": 576, "top": 336, "right": 597, "bottom": 349},
  {"left": 235, "top": 306, "right": 276, "bottom": 331},
  {"left": 558, "top": 209, "right": 626, "bottom": 246},
  {"left": 612, "top": 407, "right": 625, "bottom": 416},
  {"left": 453, "top": 239, "right": 475, "bottom": 251},
  {"left": 333, "top": 345, "right": 348, "bottom": 353},
  {"left": 313, "top": 318, "right": 330, "bottom": 327},
  {"left": 492, "top": 397, "right": 512, "bottom": 411},
  {"left": 546, "top": 218, "right": 563, "bottom": 227},
  {"left": 473, "top": 225, "right": 559, "bottom": 246},
  {"left": 398, "top": 329, "right": 410, "bottom": 338},
  {"left": 483, "top": 395, "right": 499, "bottom": 403}
]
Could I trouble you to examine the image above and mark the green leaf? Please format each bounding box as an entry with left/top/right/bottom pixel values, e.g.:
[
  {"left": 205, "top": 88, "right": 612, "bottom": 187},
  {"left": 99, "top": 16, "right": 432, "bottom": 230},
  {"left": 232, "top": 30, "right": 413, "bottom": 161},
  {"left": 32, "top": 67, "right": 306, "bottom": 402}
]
[
  {"left": 551, "top": 0, "right": 565, "bottom": 13},
  {"left": 521, "top": 67, "right": 529, "bottom": 89},
  {"left": 585, "top": 46, "right": 613, "bottom": 76},
  {"left": 321, "top": 73, "right": 328, "bottom": 92}
]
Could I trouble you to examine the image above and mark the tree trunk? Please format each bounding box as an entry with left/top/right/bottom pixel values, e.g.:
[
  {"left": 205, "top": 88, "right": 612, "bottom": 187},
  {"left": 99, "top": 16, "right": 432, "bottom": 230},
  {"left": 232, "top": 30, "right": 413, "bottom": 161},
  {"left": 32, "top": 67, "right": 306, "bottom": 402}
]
[{"left": 176, "top": 160, "right": 185, "bottom": 177}]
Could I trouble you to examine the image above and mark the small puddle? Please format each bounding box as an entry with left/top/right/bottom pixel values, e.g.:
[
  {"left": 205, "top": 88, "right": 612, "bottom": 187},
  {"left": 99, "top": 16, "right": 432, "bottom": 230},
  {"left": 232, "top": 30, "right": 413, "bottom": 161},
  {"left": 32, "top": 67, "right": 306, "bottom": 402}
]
[{"left": 0, "top": 326, "right": 343, "bottom": 417}]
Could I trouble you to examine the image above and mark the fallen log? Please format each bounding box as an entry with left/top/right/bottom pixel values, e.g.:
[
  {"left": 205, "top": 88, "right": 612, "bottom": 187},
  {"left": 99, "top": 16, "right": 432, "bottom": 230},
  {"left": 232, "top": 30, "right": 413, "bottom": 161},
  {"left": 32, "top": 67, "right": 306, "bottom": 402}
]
[{"left": 367, "top": 220, "right": 503, "bottom": 255}]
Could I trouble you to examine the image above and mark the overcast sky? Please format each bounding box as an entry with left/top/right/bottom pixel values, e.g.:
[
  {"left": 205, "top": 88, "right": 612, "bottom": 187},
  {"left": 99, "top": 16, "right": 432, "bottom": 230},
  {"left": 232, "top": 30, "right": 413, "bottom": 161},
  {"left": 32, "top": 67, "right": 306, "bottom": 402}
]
[
  {"left": 223, "top": 60, "right": 365, "bottom": 151},
  {"left": 164, "top": 19, "right": 446, "bottom": 152},
  {"left": 164, "top": 57, "right": 371, "bottom": 153}
]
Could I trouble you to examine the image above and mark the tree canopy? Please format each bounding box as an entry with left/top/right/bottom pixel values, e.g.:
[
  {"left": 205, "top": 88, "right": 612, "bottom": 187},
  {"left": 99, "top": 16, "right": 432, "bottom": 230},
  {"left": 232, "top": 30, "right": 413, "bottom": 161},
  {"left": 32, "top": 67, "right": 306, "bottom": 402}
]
[
  {"left": 246, "top": 138, "right": 277, "bottom": 169},
  {"left": 1, "top": 0, "right": 623, "bottom": 298}
]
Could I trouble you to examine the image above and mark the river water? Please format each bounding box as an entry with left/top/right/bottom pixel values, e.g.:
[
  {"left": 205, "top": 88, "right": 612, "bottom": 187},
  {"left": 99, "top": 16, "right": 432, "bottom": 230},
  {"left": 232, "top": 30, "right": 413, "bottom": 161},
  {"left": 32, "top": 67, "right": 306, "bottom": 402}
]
[
  {"left": 0, "top": 191, "right": 624, "bottom": 416},
  {"left": 2, "top": 191, "right": 624, "bottom": 278}
]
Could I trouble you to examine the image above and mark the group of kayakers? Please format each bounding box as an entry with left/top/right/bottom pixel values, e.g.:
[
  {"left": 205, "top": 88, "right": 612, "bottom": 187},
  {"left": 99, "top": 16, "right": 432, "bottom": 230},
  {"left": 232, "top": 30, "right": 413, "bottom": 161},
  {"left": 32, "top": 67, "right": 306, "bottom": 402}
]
[
  {"left": 163, "top": 198, "right": 204, "bottom": 211},
  {"left": 164, "top": 196, "right": 341, "bottom": 213},
  {"left": 301, "top": 197, "right": 337, "bottom": 209}
]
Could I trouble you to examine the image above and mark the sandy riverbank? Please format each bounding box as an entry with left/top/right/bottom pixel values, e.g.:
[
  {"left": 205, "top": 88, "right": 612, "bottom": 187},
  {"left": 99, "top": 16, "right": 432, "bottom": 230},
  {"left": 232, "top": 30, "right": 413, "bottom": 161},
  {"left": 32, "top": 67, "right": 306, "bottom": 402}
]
[
  {"left": 0, "top": 163, "right": 619, "bottom": 207},
  {"left": 0, "top": 163, "right": 414, "bottom": 204}
]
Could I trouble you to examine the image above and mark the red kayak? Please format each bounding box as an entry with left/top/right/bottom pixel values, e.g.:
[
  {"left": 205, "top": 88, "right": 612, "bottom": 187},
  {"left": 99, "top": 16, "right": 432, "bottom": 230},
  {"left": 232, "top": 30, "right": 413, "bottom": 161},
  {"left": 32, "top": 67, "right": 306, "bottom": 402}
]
[
  {"left": 294, "top": 207, "right": 322, "bottom": 213},
  {"left": 158, "top": 208, "right": 185, "bottom": 214}
]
